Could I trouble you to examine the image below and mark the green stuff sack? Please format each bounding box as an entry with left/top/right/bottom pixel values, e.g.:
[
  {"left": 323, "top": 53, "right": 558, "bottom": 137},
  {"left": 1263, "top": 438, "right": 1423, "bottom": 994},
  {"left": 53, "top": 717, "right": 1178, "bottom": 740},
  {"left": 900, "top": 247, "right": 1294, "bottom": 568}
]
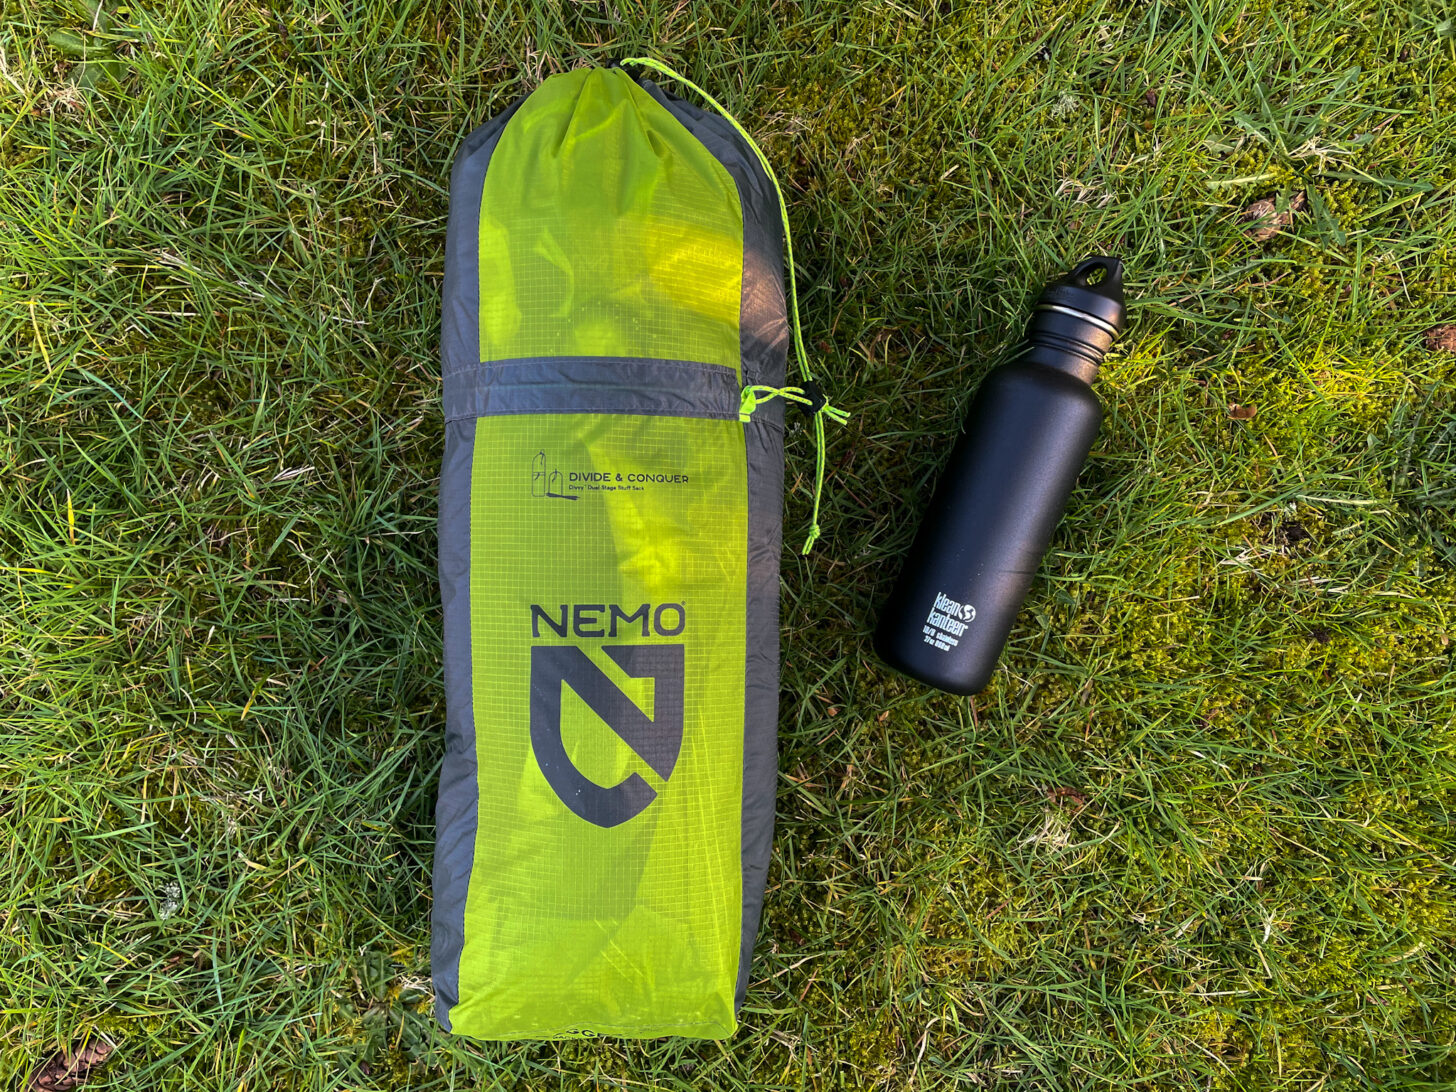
[{"left": 433, "top": 65, "right": 794, "bottom": 1040}]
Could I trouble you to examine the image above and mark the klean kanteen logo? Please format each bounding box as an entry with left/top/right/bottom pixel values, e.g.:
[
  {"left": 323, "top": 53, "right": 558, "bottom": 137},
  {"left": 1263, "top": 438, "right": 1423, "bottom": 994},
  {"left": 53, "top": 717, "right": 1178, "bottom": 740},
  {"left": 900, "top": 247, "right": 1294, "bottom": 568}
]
[
  {"left": 531, "top": 451, "right": 577, "bottom": 501},
  {"left": 528, "top": 602, "right": 687, "bottom": 827},
  {"left": 933, "top": 591, "right": 976, "bottom": 624},
  {"left": 923, "top": 591, "right": 975, "bottom": 652}
]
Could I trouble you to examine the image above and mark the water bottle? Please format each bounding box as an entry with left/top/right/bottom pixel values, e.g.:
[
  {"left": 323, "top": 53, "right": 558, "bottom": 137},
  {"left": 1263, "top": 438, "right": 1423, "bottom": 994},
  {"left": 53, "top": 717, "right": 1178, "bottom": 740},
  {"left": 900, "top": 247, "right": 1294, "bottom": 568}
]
[{"left": 873, "top": 257, "right": 1127, "bottom": 695}]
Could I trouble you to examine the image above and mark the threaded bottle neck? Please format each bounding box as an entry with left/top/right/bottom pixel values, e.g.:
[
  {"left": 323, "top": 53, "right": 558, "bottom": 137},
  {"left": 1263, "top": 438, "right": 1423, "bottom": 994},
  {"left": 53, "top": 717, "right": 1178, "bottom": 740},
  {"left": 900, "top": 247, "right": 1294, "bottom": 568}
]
[{"left": 1021, "top": 338, "right": 1101, "bottom": 384}]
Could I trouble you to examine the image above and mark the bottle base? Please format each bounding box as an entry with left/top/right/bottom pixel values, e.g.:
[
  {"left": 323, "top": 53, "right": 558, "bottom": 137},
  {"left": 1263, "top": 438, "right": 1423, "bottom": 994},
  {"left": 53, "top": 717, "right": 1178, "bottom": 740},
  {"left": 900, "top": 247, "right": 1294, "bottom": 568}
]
[{"left": 872, "top": 631, "right": 991, "bottom": 697}]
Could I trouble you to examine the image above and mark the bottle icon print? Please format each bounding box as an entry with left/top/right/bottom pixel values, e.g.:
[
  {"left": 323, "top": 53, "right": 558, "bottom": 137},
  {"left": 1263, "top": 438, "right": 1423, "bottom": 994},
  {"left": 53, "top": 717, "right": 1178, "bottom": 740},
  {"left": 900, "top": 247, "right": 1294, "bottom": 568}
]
[
  {"left": 532, "top": 452, "right": 546, "bottom": 498},
  {"left": 547, "top": 469, "right": 576, "bottom": 499}
]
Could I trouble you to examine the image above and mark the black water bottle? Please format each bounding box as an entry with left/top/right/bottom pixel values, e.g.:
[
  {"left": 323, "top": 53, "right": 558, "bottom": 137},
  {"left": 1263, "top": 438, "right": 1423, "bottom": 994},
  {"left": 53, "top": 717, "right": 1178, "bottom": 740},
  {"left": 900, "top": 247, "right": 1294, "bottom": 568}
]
[{"left": 874, "top": 257, "right": 1127, "bottom": 695}]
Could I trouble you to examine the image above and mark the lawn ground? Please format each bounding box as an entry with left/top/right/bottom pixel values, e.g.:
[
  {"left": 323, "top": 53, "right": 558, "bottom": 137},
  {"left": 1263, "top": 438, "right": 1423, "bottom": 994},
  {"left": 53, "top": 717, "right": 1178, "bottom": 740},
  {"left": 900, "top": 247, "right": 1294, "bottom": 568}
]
[{"left": 3, "top": 1, "right": 1456, "bottom": 1089}]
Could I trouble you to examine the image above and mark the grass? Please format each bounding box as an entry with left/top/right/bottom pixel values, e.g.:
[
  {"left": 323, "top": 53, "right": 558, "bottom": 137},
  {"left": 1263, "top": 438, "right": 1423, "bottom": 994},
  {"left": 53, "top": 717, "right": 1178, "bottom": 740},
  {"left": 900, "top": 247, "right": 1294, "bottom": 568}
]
[{"left": 3, "top": 0, "right": 1455, "bottom": 1088}]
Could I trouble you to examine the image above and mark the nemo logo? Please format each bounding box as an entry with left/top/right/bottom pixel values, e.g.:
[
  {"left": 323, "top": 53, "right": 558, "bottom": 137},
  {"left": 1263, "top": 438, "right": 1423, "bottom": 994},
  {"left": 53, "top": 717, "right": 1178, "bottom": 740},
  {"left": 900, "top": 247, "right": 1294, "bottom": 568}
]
[{"left": 529, "top": 644, "right": 685, "bottom": 828}]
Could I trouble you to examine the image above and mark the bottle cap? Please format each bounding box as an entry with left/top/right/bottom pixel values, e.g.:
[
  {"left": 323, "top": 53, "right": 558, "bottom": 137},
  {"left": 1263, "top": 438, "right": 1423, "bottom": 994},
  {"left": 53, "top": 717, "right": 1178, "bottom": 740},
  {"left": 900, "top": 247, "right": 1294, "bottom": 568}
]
[
  {"left": 1036, "top": 256, "right": 1126, "bottom": 336},
  {"left": 1021, "top": 256, "right": 1128, "bottom": 383}
]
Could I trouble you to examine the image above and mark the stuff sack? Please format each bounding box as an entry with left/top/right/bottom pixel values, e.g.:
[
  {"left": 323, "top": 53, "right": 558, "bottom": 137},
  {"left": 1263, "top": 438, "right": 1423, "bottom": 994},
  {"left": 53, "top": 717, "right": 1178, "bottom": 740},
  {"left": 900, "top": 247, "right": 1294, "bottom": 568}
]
[{"left": 432, "top": 65, "right": 790, "bottom": 1040}]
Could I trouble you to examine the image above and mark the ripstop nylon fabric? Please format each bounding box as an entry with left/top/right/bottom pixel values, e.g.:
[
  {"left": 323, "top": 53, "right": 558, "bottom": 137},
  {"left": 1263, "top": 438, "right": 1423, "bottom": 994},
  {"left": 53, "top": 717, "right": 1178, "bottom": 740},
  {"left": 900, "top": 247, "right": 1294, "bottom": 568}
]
[
  {"left": 433, "top": 65, "right": 788, "bottom": 1040},
  {"left": 476, "top": 68, "right": 743, "bottom": 370}
]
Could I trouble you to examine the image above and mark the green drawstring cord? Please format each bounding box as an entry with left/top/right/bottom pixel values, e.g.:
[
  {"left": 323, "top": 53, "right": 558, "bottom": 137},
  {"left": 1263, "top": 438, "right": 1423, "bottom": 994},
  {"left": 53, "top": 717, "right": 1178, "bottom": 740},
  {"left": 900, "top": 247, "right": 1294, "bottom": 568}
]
[
  {"left": 740, "top": 385, "right": 809, "bottom": 422},
  {"left": 620, "top": 56, "right": 849, "bottom": 555},
  {"left": 739, "top": 384, "right": 850, "bottom": 428},
  {"left": 739, "top": 384, "right": 851, "bottom": 425}
]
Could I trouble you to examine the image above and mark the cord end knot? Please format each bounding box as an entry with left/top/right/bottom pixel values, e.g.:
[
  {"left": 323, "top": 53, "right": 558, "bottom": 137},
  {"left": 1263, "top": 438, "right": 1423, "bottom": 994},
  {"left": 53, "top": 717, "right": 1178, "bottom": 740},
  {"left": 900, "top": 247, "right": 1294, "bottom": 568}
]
[{"left": 800, "top": 523, "right": 822, "bottom": 555}]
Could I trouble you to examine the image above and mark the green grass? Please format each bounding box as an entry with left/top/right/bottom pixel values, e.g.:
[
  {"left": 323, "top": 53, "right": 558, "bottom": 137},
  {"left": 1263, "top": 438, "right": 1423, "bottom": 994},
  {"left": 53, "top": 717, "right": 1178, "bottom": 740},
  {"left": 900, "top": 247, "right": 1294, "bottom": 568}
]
[{"left": 3, "top": 0, "right": 1456, "bottom": 1088}]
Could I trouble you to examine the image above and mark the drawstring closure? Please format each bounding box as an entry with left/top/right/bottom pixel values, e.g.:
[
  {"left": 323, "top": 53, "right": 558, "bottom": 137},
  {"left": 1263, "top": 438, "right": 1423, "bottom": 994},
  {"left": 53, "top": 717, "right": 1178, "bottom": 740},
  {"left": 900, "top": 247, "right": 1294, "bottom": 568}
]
[
  {"left": 740, "top": 384, "right": 852, "bottom": 425},
  {"left": 740, "top": 384, "right": 810, "bottom": 422},
  {"left": 621, "top": 56, "right": 849, "bottom": 555}
]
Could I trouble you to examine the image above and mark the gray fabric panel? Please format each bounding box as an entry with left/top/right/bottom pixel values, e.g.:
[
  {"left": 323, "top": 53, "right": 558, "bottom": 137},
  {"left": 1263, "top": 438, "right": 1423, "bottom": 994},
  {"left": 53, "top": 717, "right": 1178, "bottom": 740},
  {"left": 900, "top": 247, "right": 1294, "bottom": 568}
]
[
  {"left": 647, "top": 79, "right": 790, "bottom": 1010},
  {"left": 441, "top": 96, "right": 527, "bottom": 380},
  {"left": 433, "top": 95, "right": 527, "bottom": 1033},
  {"left": 444, "top": 356, "right": 742, "bottom": 422},
  {"left": 433, "top": 416, "right": 478, "bottom": 1031},
  {"left": 734, "top": 411, "right": 786, "bottom": 1007}
]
